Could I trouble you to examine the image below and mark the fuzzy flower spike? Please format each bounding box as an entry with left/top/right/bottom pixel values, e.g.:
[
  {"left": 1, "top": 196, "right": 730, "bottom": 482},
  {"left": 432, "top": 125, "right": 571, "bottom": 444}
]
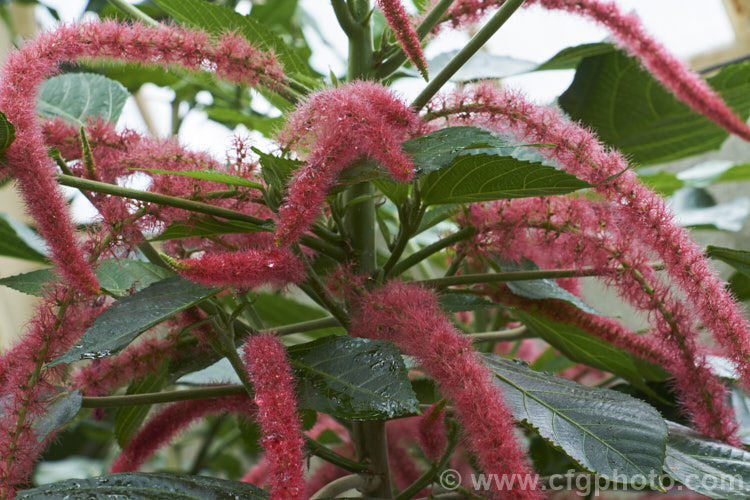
[
  {"left": 377, "top": 0, "right": 429, "bottom": 79},
  {"left": 351, "top": 281, "right": 541, "bottom": 500},
  {"left": 0, "top": 20, "right": 285, "bottom": 295},
  {"left": 275, "top": 81, "right": 417, "bottom": 245},
  {"left": 426, "top": 84, "right": 750, "bottom": 395},
  {"left": 242, "top": 334, "right": 305, "bottom": 500},
  {"left": 445, "top": 0, "right": 750, "bottom": 142}
]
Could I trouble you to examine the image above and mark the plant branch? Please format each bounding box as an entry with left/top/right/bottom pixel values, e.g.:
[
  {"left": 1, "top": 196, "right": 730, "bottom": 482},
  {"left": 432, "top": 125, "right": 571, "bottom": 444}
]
[
  {"left": 267, "top": 316, "right": 341, "bottom": 336},
  {"left": 470, "top": 325, "right": 529, "bottom": 343},
  {"left": 389, "top": 227, "right": 474, "bottom": 277},
  {"left": 332, "top": 0, "right": 360, "bottom": 37},
  {"left": 411, "top": 0, "right": 527, "bottom": 110},
  {"left": 56, "top": 173, "right": 345, "bottom": 259},
  {"left": 56, "top": 174, "right": 272, "bottom": 228},
  {"left": 305, "top": 438, "right": 372, "bottom": 474},
  {"left": 419, "top": 264, "right": 665, "bottom": 289},
  {"left": 81, "top": 385, "right": 246, "bottom": 408}
]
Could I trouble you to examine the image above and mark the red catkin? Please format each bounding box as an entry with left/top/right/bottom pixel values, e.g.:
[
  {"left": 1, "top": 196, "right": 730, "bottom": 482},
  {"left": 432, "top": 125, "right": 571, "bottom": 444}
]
[
  {"left": 351, "top": 281, "right": 541, "bottom": 499},
  {"left": 242, "top": 334, "right": 305, "bottom": 500}
]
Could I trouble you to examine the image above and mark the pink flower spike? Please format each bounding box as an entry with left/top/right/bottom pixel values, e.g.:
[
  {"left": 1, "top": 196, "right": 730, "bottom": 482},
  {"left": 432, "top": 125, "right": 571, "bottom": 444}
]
[
  {"left": 351, "top": 282, "right": 541, "bottom": 499},
  {"left": 176, "top": 247, "right": 304, "bottom": 290},
  {"left": 0, "top": 20, "right": 286, "bottom": 295},
  {"left": 110, "top": 395, "right": 253, "bottom": 473},
  {"left": 529, "top": 0, "right": 750, "bottom": 141},
  {"left": 242, "top": 334, "right": 305, "bottom": 500},
  {"left": 274, "top": 81, "right": 417, "bottom": 245},
  {"left": 426, "top": 85, "right": 750, "bottom": 399},
  {"left": 377, "top": 0, "right": 429, "bottom": 79}
]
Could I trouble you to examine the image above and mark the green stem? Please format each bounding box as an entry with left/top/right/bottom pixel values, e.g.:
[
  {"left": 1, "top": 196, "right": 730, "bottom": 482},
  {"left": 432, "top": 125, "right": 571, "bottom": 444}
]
[
  {"left": 374, "top": 0, "right": 456, "bottom": 79},
  {"left": 389, "top": 227, "right": 474, "bottom": 277},
  {"left": 305, "top": 438, "right": 372, "bottom": 474},
  {"left": 342, "top": 1, "right": 393, "bottom": 497},
  {"left": 346, "top": 0, "right": 374, "bottom": 81},
  {"left": 411, "top": 0, "right": 527, "bottom": 110},
  {"left": 419, "top": 266, "right": 642, "bottom": 288},
  {"left": 81, "top": 385, "right": 246, "bottom": 408},
  {"left": 107, "top": 0, "right": 159, "bottom": 26},
  {"left": 470, "top": 325, "right": 529, "bottom": 343},
  {"left": 332, "top": 0, "right": 360, "bottom": 37},
  {"left": 56, "top": 174, "right": 345, "bottom": 259},
  {"left": 82, "top": 385, "right": 368, "bottom": 474},
  {"left": 56, "top": 174, "right": 271, "bottom": 228},
  {"left": 270, "top": 316, "right": 341, "bottom": 336},
  {"left": 381, "top": 209, "right": 413, "bottom": 277}
]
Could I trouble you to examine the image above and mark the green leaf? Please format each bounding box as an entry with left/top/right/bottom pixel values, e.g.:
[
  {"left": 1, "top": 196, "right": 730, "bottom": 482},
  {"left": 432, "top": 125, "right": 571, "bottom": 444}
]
[
  {"left": 559, "top": 48, "right": 750, "bottom": 165},
  {"left": 0, "top": 268, "right": 57, "bottom": 296},
  {"left": 96, "top": 258, "right": 175, "bottom": 296},
  {"left": 205, "top": 106, "right": 283, "bottom": 136},
  {"left": 289, "top": 336, "right": 420, "bottom": 420},
  {"left": 254, "top": 292, "right": 327, "bottom": 326},
  {"left": 152, "top": 0, "right": 313, "bottom": 77},
  {"left": 729, "top": 271, "right": 750, "bottom": 301},
  {"left": 32, "top": 389, "right": 82, "bottom": 444},
  {"left": 535, "top": 42, "right": 616, "bottom": 71},
  {"left": 0, "top": 213, "right": 49, "bottom": 263},
  {"left": 500, "top": 259, "right": 603, "bottom": 316},
  {"left": 16, "top": 472, "right": 270, "bottom": 499},
  {"left": 401, "top": 126, "right": 530, "bottom": 175},
  {"left": 372, "top": 178, "right": 409, "bottom": 205},
  {"left": 37, "top": 73, "right": 129, "bottom": 126},
  {"left": 516, "top": 311, "right": 666, "bottom": 395},
  {"left": 152, "top": 217, "right": 272, "bottom": 242},
  {"left": 0, "top": 110, "right": 16, "bottom": 155},
  {"left": 675, "top": 160, "right": 750, "bottom": 188},
  {"left": 438, "top": 293, "right": 495, "bottom": 313},
  {"left": 665, "top": 421, "right": 750, "bottom": 499},
  {"left": 706, "top": 245, "right": 750, "bottom": 278},
  {"left": 420, "top": 153, "right": 590, "bottom": 206},
  {"left": 482, "top": 354, "right": 667, "bottom": 485},
  {"left": 48, "top": 276, "right": 218, "bottom": 367},
  {"left": 0, "top": 258, "right": 172, "bottom": 297},
  {"left": 638, "top": 169, "right": 684, "bottom": 196},
  {"left": 115, "top": 363, "right": 169, "bottom": 447},
  {"left": 134, "top": 168, "right": 264, "bottom": 190}
]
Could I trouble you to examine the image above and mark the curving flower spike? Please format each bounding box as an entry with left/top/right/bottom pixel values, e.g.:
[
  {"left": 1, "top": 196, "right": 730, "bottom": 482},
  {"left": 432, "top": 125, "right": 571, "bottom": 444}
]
[
  {"left": 0, "top": 20, "right": 286, "bottom": 295},
  {"left": 275, "top": 81, "right": 417, "bottom": 245},
  {"left": 377, "top": 0, "right": 429, "bottom": 79},
  {"left": 242, "top": 334, "right": 305, "bottom": 500},
  {"left": 173, "top": 246, "right": 304, "bottom": 290},
  {"left": 444, "top": 0, "right": 750, "bottom": 141},
  {"left": 110, "top": 395, "right": 253, "bottom": 473},
  {"left": 351, "top": 281, "right": 541, "bottom": 500},
  {"left": 529, "top": 0, "right": 750, "bottom": 142},
  {"left": 425, "top": 84, "right": 750, "bottom": 397}
]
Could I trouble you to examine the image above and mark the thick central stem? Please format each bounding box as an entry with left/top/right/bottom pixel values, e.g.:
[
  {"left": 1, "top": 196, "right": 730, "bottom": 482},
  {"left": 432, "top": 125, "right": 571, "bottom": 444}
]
[{"left": 341, "top": 1, "right": 393, "bottom": 498}]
